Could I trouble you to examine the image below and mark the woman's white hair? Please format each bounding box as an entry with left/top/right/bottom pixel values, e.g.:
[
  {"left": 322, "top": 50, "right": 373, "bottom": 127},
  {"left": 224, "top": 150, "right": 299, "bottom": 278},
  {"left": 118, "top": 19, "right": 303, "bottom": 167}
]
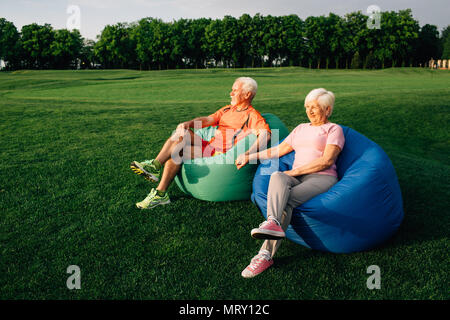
[
  {"left": 236, "top": 77, "right": 258, "bottom": 99},
  {"left": 304, "top": 88, "right": 335, "bottom": 118}
]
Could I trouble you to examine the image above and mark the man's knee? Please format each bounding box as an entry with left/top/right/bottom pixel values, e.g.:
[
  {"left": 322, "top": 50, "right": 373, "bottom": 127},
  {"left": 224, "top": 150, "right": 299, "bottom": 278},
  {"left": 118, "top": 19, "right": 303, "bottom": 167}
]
[
  {"left": 169, "top": 133, "right": 184, "bottom": 145},
  {"left": 165, "top": 158, "right": 182, "bottom": 170}
]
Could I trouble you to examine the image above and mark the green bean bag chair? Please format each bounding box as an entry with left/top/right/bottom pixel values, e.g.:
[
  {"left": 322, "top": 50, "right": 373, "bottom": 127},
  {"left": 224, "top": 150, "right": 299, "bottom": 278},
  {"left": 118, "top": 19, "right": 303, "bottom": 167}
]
[{"left": 174, "top": 113, "right": 289, "bottom": 201}]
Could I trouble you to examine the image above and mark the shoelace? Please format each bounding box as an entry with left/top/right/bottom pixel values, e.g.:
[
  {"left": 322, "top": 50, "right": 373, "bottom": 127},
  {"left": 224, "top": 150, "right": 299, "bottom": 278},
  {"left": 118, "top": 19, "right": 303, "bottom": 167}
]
[
  {"left": 249, "top": 254, "right": 271, "bottom": 271},
  {"left": 142, "top": 160, "right": 157, "bottom": 170},
  {"left": 258, "top": 217, "right": 281, "bottom": 229},
  {"left": 144, "top": 189, "right": 157, "bottom": 201}
]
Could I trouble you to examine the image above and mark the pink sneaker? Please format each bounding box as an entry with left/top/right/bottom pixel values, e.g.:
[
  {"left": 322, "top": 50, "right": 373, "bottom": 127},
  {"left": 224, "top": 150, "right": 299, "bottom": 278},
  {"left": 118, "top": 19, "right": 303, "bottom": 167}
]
[
  {"left": 241, "top": 250, "right": 274, "bottom": 278},
  {"left": 251, "top": 217, "right": 285, "bottom": 240}
]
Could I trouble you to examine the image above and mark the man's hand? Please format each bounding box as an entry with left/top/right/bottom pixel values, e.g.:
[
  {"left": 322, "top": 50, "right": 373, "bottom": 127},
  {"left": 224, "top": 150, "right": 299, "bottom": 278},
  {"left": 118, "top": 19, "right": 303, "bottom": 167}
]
[
  {"left": 173, "top": 121, "right": 191, "bottom": 139},
  {"left": 235, "top": 153, "right": 250, "bottom": 170}
]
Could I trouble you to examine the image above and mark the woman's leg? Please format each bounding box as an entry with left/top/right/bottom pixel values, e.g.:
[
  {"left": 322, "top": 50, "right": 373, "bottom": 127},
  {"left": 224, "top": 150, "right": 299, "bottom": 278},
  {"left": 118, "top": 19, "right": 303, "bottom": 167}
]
[
  {"left": 258, "top": 171, "right": 300, "bottom": 257},
  {"left": 266, "top": 171, "right": 301, "bottom": 222},
  {"left": 260, "top": 207, "right": 293, "bottom": 258},
  {"left": 261, "top": 173, "right": 338, "bottom": 258}
]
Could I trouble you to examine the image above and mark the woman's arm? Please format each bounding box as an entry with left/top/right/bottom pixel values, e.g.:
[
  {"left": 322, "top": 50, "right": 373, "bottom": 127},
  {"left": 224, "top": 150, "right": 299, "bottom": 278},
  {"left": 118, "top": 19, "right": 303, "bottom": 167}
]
[
  {"left": 235, "top": 140, "right": 294, "bottom": 169},
  {"left": 283, "top": 144, "right": 342, "bottom": 177},
  {"left": 244, "top": 130, "right": 271, "bottom": 158},
  {"left": 250, "top": 140, "right": 293, "bottom": 161}
]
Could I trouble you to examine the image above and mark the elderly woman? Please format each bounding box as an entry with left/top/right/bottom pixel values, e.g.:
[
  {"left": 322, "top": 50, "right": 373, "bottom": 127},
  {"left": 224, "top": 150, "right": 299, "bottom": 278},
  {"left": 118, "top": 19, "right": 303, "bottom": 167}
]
[{"left": 235, "top": 88, "right": 345, "bottom": 278}]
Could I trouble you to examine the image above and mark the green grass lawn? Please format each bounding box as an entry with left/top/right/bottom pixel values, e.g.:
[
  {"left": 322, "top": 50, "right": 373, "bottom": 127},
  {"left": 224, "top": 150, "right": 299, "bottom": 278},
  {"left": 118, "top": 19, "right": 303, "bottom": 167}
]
[{"left": 0, "top": 67, "right": 449, "bottom": 300}]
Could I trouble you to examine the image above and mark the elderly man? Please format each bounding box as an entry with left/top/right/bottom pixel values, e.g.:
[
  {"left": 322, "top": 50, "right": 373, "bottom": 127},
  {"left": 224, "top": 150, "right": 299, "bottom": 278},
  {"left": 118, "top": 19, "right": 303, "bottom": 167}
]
[{"left": 131, "top": 77, "right": 271, "bottom": 209}]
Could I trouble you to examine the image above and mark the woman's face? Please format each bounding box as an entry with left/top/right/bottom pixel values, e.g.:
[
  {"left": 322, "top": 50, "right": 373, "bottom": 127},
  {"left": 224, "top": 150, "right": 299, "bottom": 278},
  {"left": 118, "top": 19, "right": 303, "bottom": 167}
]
[{"left": 305, "top": 100, "right": 330, "bottom": 125}]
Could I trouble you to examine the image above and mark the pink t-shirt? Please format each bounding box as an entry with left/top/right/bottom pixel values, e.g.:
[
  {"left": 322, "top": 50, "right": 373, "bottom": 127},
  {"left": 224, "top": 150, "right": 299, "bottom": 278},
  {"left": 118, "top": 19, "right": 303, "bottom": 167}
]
[{"left": 284, "top": 122, "right": 345, "bottom": 177}]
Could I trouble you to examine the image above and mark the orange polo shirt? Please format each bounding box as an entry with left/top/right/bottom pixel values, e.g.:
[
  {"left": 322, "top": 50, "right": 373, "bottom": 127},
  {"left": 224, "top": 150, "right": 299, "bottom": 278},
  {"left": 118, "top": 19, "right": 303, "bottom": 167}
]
[{"left": 206, "top": 105, "right": 271, "bottom": 153}]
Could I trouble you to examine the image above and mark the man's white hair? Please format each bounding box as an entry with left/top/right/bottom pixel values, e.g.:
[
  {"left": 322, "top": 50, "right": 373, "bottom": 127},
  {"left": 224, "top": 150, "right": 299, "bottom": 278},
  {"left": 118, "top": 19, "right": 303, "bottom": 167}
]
[
  {"left": 236, "top": 77, "right": 258, "bottom": 99},
  {"left": 304, "top": 88, "right": 335, "bottom": 117}
]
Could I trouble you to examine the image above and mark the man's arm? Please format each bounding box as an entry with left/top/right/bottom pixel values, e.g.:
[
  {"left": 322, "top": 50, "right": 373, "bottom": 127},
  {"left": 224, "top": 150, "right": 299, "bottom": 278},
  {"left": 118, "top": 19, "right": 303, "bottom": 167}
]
[
  {"left": 182, "top": 116, "right": 216, "bottom": 129},
  {"left": 174, "top": 116, "right": 216, "bottom": 138}
]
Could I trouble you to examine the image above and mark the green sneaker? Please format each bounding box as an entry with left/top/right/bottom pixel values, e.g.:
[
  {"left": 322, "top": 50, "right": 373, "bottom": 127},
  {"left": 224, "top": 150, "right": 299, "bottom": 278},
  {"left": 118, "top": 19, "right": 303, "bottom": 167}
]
[
  {"left": 130, "top": 159, "right": 162, "bottom": 182},
  {"left": 136, "top": 188, "right": 171, "bottom": 209}
]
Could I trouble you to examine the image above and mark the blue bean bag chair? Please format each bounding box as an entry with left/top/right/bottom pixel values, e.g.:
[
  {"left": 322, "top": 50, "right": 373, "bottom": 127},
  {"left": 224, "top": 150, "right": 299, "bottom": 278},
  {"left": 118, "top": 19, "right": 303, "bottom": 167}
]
[{"left": 251, "top": 125, "right": 404, "bottom": 253}]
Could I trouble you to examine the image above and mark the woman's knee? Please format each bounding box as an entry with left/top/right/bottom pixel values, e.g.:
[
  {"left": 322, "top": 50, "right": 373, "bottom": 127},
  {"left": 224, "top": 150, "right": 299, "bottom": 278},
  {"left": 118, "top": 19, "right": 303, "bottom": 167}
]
[{"left": 269, "top": 171, "right": 290, "bottom": 185}]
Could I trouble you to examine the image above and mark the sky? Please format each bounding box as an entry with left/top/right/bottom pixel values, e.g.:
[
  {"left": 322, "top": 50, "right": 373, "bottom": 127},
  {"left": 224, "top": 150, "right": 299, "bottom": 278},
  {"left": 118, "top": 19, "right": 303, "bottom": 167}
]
[{"left": 1, "top": 0, "right": 449, "bottom": 40}]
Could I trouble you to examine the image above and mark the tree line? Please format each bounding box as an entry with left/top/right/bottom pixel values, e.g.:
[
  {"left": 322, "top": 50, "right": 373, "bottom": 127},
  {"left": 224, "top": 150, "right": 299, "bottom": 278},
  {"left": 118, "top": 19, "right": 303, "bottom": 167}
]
[{"left": 1, "top": 10, "right": 449, "bottom": 70}]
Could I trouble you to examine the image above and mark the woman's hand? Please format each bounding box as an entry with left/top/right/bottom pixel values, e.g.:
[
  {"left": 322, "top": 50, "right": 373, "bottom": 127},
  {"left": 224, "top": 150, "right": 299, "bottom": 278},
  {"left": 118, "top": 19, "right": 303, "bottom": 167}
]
[{"left": 235, "top": 153, "right": 250, "bottom": 170}]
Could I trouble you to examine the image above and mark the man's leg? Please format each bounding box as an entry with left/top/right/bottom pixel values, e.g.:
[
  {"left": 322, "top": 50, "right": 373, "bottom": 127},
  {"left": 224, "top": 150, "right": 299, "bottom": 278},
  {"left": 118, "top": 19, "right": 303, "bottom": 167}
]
[
  {"left": 132, "top": 128, "right": 203, "bottom": 181},
  {"left": 156, "top": 129, "right": 204, "bottom": 191},
  {"left": 135, "top": 129, "right": 203, "bottom": 209},
  {"left": 155, "top": 133, "right": 185, "bottom": 166}
]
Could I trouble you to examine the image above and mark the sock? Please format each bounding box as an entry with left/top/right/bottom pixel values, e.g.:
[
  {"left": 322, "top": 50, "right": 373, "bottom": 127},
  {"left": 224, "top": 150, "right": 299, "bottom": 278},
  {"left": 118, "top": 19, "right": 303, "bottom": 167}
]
[
  {"left": 153, "top": 159, "right": 162, "bottom": 170},
  {"left": 258, "top": 249, "right": 271, "bottom": 260},
  {"left": 156, "top": 190, "right": 166, "bottom": 197}
]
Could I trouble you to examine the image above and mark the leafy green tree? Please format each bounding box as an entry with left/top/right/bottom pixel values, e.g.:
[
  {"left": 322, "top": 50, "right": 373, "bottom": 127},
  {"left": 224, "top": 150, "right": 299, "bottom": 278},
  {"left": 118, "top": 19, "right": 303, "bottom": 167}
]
[
  {"left": 441, "top": 25, "right": 450, "bottom": 59},
  {"left": 149, "top": 19, "right": 171, "bottom": 69},
  {"left": 236, "top": 14, "right": 253, "bottom": 67},
  {"left": 132, "top": 18, "right": 171, "bottom": 69},
  {"left": 249, "top": 13, "right": 267, "bottom": 67},
  {"left": 1, "top": 11, "right": 434, "bottom": 70},
  {"left": 204, "top": 16, "right": 241, "bottom": 68},
  {"left": 220, "top": 15, "right": 241, "bottom": 67},
  {"left": 204, "top": 19, "right": 224, "bottom": 67},
  {"left": 187, "top": 18, "right": 210, "bottom": 68},
  {"left": 304, "top": 15, "right": 329, "bottom": 68},
  {"left": 380, "top": 10, "right": 419, "bottom": 67},
  {"left": 80, "top": 39, "right": 96, "bottom": 68},
  {"left": 326, "top": 13, "right": 346, "bottom": 68},
  {"left": 415, "top": 24, "right": 440, "bottom": 65},
  {"left": 133, "top": 18, "right": 156, "bottom": 70},
  {"left": 261, "top": 15, "right": 284, "bottom": 67},
  {"left": 21, "top": 23, "right": 55, "bottom": 69},
  {"left": 94, "top": 22, "right": 137, "bottom": 69},
  {"left": 0, "top": 18, "right": 21, "bottom": 69},
  {"left": 280, "top": 15, "right": 305, "bottom": 66},
  {"left": 365, "top": 51, "right": 377, "bottom": 69},
  {"left": 50, "top": 29, "right": 83, "bottom": 69},
  {"left": 342, "top": 12, "right": 366, "bottom": 68},
  {"left": 169, "top": 19, "right": 190, "bottom": 68},
  {"left": 350, "top": 51, "right": 362, "bottom": 69}
]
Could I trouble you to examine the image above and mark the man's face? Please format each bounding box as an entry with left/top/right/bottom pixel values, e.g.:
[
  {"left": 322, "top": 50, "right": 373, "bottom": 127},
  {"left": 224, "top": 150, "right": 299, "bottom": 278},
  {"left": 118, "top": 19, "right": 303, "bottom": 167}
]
[{"left": 230, "top": 81, "right": 249, "bottom": 106}]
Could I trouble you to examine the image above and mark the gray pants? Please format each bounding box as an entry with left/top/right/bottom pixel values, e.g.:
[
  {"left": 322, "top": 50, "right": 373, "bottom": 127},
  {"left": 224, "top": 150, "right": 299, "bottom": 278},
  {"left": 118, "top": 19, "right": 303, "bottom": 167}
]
[{"left": 261, "top": 171, "right": 338, "bottom": 258}]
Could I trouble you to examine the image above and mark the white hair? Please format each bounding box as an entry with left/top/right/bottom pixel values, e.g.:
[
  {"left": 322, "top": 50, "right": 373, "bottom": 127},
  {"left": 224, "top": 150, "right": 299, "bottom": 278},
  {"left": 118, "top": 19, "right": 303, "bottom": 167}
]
[
  {"left": 304, "top": 88, "right": 335, "bottom": 118},
  {"left": 236, "top": 77, "right": 258, "bottom": 99}
]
